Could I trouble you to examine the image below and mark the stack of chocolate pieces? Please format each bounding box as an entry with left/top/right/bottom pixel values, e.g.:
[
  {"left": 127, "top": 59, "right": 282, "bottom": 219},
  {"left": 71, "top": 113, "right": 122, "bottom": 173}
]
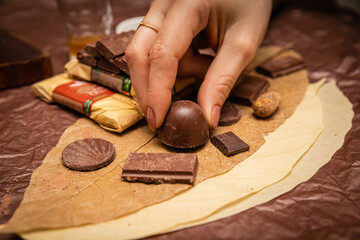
[{"left": 77, "top": 30, "right": 135, "bottom": 76}]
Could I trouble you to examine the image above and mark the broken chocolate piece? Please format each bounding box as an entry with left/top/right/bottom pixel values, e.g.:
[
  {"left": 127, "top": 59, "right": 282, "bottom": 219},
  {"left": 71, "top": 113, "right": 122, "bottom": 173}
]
[
  {"left": 77, "top": 50, "right": 97, "bottom": 67},
  {"left": 97, "top": 57, "right": 121, "bottom": 74},
  {"left": 62, "top": 138, "right": 116, "bottom": 171},
  {"left": 96, "top": 31, "right": 135, "bottom": 60},
  {"left": 229, "top": 76, "right": 269, "bottom": 106},
  {"left": 219, "top": 101, "right": 242, "bottom": 126},
  {"left": 210, "top": 131, "right": 249, "bottom": 156},
  {"left": 159, "top": 100, "right": 209, "bottom": 149},
  {"left": 84, "top": 42, "right": 101, "bottom": 58},
  {"left": 121, "top": 152, "right": 198, "bottom": 184},
  {"left": 256, "top": 56, "right": 306, "bottom": 78},
  {"left": 112, "top": 55, "right": 129, "bottom": 75},
  {"left": 0, "top": 29, "right": 52, "bottom": 89}
]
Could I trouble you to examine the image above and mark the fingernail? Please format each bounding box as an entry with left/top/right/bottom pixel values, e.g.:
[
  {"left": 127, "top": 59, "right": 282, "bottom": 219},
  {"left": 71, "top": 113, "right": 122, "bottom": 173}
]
[
  {"left": 146, "top": 106, "right": 156, "bottom": 132},
  {"left": 211, "top": 105, "right": 221, "bottom": 130}
]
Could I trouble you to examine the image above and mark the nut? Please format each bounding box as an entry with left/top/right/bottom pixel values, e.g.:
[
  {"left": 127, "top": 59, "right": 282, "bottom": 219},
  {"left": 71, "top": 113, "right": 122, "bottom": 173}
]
[{"left": 252, "top": 91, "right": 281, "bottom": 118}]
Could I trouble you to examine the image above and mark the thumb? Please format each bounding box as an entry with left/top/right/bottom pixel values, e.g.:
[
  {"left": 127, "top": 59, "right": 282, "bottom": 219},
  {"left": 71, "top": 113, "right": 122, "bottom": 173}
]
[{"left": 197, "top": 40, "right": 256, "bottom": 130}]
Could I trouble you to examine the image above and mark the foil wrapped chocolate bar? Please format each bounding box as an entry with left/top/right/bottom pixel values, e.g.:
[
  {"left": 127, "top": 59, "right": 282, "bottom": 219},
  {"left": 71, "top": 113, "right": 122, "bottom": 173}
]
[{"left": 121, "top": 152, "right": 198, "bottom": 184}]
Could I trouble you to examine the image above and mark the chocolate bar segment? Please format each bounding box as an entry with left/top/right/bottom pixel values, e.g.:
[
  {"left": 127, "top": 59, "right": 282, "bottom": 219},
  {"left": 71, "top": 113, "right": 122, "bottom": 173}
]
[
  {"left": 84, "top": 42, "right": 101, "bottom": 58},
  {"left": 112, "top": 55, "right": 129, "bottom": 75},
  {"left": 96, "top": 31, "right": 135, "bottom": 60},
  {"left": 256, "top": 56, "right": 306, "bottom": 78},
  {"left": 121, "top": 153, "right": 198, "bottom": 185},
  {"left": 210, "top": 131, "right": 249, "bottom": 156},
  {"left": 77, "top": 50, "right": 97, "bottom": 67},
  {"left": 97, "top": 57, "right": 121, "bottom": 74},
  {"left": 229, "top": 75, "right": 269, "bottom": 106}
]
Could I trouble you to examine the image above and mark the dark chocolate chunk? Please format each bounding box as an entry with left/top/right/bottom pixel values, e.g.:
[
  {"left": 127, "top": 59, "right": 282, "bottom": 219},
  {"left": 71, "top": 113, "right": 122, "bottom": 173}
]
[
  {"left": 97, "top": 57, "right": 121, "bottom": 74},
  {"left": 96, "top": 31, "right": 135, "bottom": 60},
  {"left": 229, "top": 76, "right": 269, "bottom": 106},
  {"left": 256, "top": 56, "right": 306, "bottom": 78},
  {"left": 77, "top": 50, "right": 97, "bottom": 67},
  {"left": 121, "top": 152, "right": 198, "bottom": 184},
  {"left": 210, "top": 131, "right": 249, "bottom": 156},
  {"left": 0, "top": 29, "right": 52, "bottom": 89},
  {"left": 112, "top": 55, "right": 129, "bottom": 75},
  {"left": 219, "top": 101, "right": 242, "bottom": 126},
  {"left": 159, "top": 100, "right": 209, "bottom": 149},
  {"left": 62, "top": 138, "right": 116, "bottom": 171},
  {"left": 84, "top": 42, "right": 101, "bottom": 58}
]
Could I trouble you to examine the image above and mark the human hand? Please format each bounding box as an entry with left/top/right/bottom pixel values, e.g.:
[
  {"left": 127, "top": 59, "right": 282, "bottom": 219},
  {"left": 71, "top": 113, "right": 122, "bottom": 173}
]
[{"left": 126, "top": 0, "right": 272, "bottom": 131}]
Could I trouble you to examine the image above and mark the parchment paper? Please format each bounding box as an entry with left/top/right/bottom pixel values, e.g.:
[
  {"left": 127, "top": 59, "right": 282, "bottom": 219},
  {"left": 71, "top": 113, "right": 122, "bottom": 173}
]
[
  {"left": 0, "top": 48, "right": 307, "bottom": 233},
  {"left": 21, "top": 80, "right": 350, "bottom": 240},
  {"left": 170, "top": 80, "right": 353, "bottom": 232}
]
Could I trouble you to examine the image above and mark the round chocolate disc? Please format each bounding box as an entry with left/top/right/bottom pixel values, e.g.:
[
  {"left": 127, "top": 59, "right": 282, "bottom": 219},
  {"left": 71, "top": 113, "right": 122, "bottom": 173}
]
[
  {"left": 159, "top": 100, "right": 209, "bottom": 148},
  {"left": 219, "top": 101, "right": 242, "bottom": 126},
  {"left": 62, "top": 138, "right": 116, "bottom": 171}
]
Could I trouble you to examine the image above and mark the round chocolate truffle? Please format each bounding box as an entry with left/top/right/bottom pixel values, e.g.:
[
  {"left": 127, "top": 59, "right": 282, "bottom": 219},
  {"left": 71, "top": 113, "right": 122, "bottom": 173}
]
[
  {"left": 159, "top": 100, "right": 209, "bottom": 148},
  {"left": 62, "top": 138, "right": 116, "bottom": 171}
]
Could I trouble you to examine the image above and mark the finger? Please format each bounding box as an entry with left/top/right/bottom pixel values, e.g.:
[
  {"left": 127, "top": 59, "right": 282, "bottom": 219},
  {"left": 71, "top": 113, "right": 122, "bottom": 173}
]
[
  {"left": 197, "top": 33, "right": 257, "bottom": 130},
  {"left": 177, "top": 47, "right": 213, "bottom": 79},
  {"left": 125, "top": 0, "right": 171, "bottom": 114},
  {"left": 198, "top": 0, "right": 272, "bottom": 130},
  {"left": 146, "top": 1, "right": 211, "bottom": 130}
]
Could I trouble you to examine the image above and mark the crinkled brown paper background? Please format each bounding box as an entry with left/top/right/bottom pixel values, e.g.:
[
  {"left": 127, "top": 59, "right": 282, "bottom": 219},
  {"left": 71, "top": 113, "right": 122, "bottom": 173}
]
[{"left": 0, "top": 0, "right": 359, "bottom": 239}]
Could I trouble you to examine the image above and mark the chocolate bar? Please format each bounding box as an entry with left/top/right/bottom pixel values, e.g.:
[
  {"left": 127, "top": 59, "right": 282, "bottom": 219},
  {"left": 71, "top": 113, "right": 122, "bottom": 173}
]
[
  {"left": 229, "top": 76, "right": 269, "bottom": 106},
  {"left": 96, "top": 31, "right": 135, "bottom": 60},
  {"left": 256, "top": 56, "right": 306, "bottom": 78},
  {"left": 97, "top": 57, "right": 121, "bottom": 74},
  {"left": 0, "top": 29, "right": 52, "bottom": 89},
  {"left": 121, "top": 152, "right": 198, "bottom": 184},
  {"left": 77, "top": 50, "right": 97, "bottom": 67},
  {"left": 210, "top": 131, "right": 249, "bottom": 156},
  {"left": 84, "top": 42, "right": 101, "bottom": 58}
]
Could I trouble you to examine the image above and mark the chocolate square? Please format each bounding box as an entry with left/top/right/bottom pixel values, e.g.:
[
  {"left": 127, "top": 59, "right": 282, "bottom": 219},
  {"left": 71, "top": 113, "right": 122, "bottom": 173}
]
[
  {"left": 210, "top": 131, "right": 249, "bottom": 156},
  {"left": 229, "top": 76, "right": 269, "bottom": 106},
  {"left": 256, "top": 56, "right": 306, "bottom": 78}
]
